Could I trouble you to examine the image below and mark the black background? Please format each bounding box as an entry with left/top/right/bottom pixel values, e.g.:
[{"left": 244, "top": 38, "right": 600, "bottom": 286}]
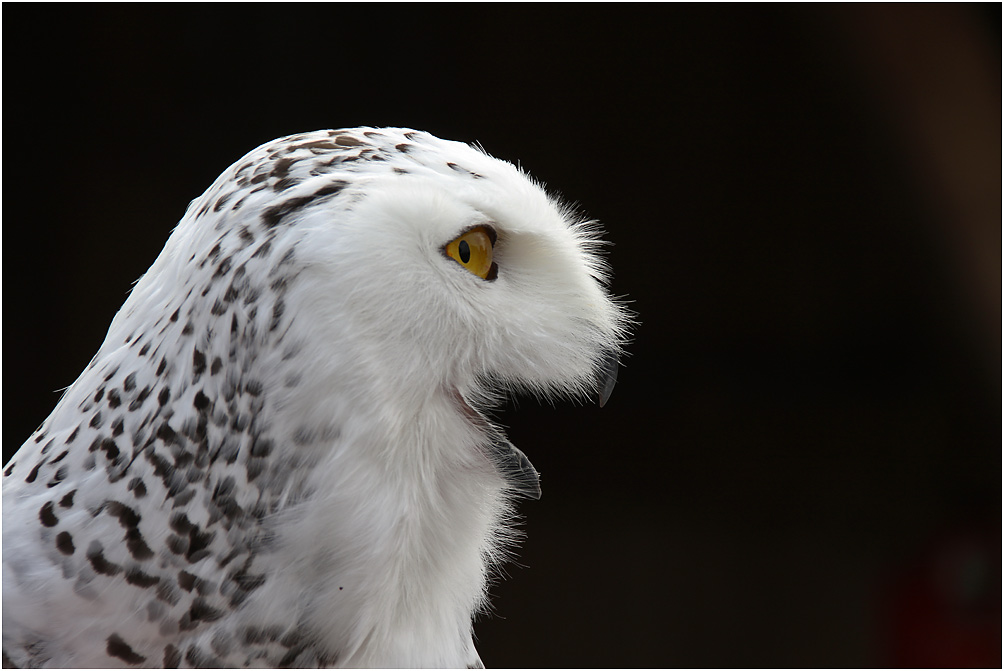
[{"left": 4, "top": 4, "right": 1000, "bottom": 667}]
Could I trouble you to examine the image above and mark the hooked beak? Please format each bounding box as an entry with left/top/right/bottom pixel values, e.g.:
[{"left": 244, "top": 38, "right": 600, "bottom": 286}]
[{"left": 597, "top": 351, "right": 619, "bottom": 408}]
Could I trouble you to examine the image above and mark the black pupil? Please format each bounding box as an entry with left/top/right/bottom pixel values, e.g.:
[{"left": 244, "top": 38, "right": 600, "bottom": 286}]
[{"left": 458, "top": 239, "right": 471, "bottom": 264}]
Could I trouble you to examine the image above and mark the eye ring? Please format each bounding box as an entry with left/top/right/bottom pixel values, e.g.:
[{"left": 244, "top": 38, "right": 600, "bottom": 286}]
[{"left": 443, "top": 225, "right": 498, "bottom": 281}]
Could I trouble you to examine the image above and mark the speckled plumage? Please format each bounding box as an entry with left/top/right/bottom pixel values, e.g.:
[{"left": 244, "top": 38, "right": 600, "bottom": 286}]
[{"left": 3, "top": 128, "right": 629, "bottom": 668}]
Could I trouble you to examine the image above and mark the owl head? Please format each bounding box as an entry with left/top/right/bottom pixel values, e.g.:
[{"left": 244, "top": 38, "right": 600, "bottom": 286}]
[{"left": 132, "top": 129, "right": 629, "bottom": 420}]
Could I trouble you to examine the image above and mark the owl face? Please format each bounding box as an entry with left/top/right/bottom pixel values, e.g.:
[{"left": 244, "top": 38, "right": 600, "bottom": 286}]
[{"left": 270, "top": 132, "right": 628, "bottom": 409}]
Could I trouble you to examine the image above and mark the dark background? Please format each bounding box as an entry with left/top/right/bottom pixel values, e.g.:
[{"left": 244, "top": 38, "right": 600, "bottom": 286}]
[{"left": 4, "top": 4, "right": 1000, "bottom": 667}]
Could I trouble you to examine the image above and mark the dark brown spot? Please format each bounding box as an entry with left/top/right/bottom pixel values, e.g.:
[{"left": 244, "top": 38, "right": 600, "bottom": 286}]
[
  {"left": 87, "top": 543, "right": 123, "bottom": 576},
  {"left": 188, "top": 598, "right": 225, "bottom": 623},
  {"left": 128, "top": 477, "right": 147, "bottom": 498},
  {"left": 249, "top": 436, "right": 273, "bottom": 458},
  {"left": 260, "top": 180, "right": 347, "bottom": 228},
  {"left": 186, "top": 527, "right": 215, "bottom": 563},
  {"left": 105, "top": 500, "right": 141, "bottom": 529},
  {"left": 295, "top": 138, "right": 347, "bottom": 150},
  {"left": 279, "top": 645, "right": 308, "bottom": 667},
  {"left": 39, "top": 501, "right": 58, "bottom": 527},
  {"left": 270, "top": 300, "right": 285, "bottom": 331},
  {"left": 213, "top": 191, "right": 233, "bottom": 212},
  {"left": 272, "top": 175, "right": 300, "bottom": 192},
  {"left": 99, "top": 438, "right": 120, "bottom": 462},
  {"left": 129, "top": 386, "right": 152, "bottom": 411},
  {"left": 126, "top": 527, "right": 155, "bottom": 560},
  {"left": 280, "top": 630, "right": 304, "bottom": 649},
  {"left": 46, "top": 465, "right": 67, "bottom": 487},
  {"left": 125, "top": 566, "right": 161, "bottom": 588},
  {"left": 156, "top": 421, "right": 178, "bottom": 445},
  {"left": 107, "top": 634, "right": 147, "bottom": 665},
  {"left": 164, "top": 644, "right": 181, "bottom": 668},
  {"left": 177, "top": 570, "right": 197, "bottom": 592},
  {"left": 231, "top": 568, "right": 266, "bottom": 593},
  {"left": 271, "top": 157, "right": 296, "bottom": 178},
  {"left": 213, "top": 256, "right": 233, "bottom": 280},
  {"left": 193, "top": 349, "right": 207, "bottom": 376},
  {"left": 56, "top": 531, "right": 75, "bottom": 555},
  {"left": 26, "top": 459, "right": 47, "bottom": 483},
  {"left": 193, "top": 391, "right": 211, "bottom": 411}
]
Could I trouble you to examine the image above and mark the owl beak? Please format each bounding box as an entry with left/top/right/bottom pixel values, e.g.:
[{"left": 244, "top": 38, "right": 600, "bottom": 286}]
[{"left": 597, "top": 351, "right": 619, "bottom": 408}]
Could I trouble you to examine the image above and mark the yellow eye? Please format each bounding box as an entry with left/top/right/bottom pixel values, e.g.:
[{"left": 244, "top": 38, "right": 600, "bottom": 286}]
[{"left": 444, "top": 226, "right": 497, "bottom": 281}]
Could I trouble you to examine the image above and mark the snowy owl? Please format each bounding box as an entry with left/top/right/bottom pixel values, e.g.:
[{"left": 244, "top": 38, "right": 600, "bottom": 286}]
[{"left": 3, "top": 128, "right": 629, "bottom": 668}]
